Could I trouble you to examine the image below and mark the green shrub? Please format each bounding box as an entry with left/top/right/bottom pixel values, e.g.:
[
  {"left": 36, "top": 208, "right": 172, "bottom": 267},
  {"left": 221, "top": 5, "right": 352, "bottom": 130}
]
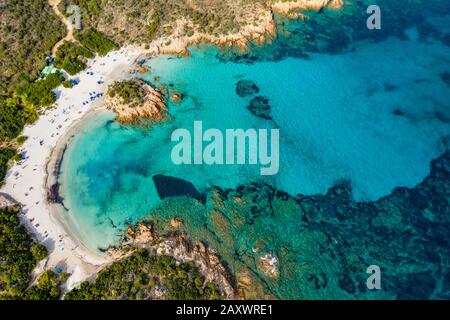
[
  {"left": 16, "top": 136, "right": 28, "bottom": 145},
  {"left": 63, "top": 80, "right": 74, "bottom": 88},
  {"left": 0, "top": 97, "right": 36, "bottom": 141},
  {"left": 0, "top": 207, "right": 41, "bottom": 299},
  {"left": 0, "top": 148, "right": 16, "bottom": 184},
  {"left": 107, "top": 80, "right": 146, "bottom": 105},
  {"left": 31, "top": 244, "right": 48, "bottom": 261},
  {"left": 65, "top": 249, "right": 222, "bottom": 300},
  {"left": 77, "top": 28, "right": 118, "bottom": 56},
  {"left": 19, "top": 73, "right": 65, "bottom": 107},
  {"left": 24, "top": 270, "right": 60, "bottom": 300},
  {"left": 54, "top": 41, "right": 94, "bottom": 75}
]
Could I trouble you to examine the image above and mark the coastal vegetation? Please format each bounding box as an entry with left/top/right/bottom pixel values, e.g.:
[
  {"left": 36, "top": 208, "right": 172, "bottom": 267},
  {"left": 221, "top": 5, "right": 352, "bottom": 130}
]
[
  {"left": 0, "top": 72, "right": 64, "bottom": 185},
  {"left": 0, "top": 149, "right": 17, "bottom": 186},
  {"left": 0, "top": 0, "right": 65, "bottom": 174},
  {"left": 65, "top": 248, "right": 222, "bottom": 300},
  {"left": 0, "top": 0, "right": 65, "bottom": 95},
  {"left": 54, "top": 41, "right": 94, "bottom": 75},
  {"left": 76, "top": 28, "right": 119, "bottom": 56},
  {"left": 0, "top": 4, "right": 118, "bottom": 189},
  {"left": 23, "top": 270, "right": 62, "bottom": 300},
  {"left": 0, "top": 95, "right": 36, "bottom": 142},
  {"left": 147, "top": 11, "right": 161, "bottom": 40},
  {"left": 0, "top": 206, "right": 222, "bottom": 300},
  {"left": 57, "top": 0, "right": 274, "bottom": 45},
  {"left": 0, "top": 1, "right": 119, "bottom": 165},
  {"left": 63, "top": 80, "right": 74, "bottom": 88},
  {"left": 0, "top": 0, "right": 66, "bottom": 154},
  {"left": 0, "top": 207, "right": 47, "bottom": 299},
  {"left": 18, "top": 73, "right": 65, "bottom": 108},
  {"left": 108, "top": 80, "right": 146, "bottom": 106}
]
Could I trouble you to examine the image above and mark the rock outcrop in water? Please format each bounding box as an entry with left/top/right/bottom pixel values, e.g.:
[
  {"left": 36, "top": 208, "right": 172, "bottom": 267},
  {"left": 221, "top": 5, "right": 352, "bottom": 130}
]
[
  {"left": 105, "top": 78, "right": 167, "bottom": 125},
  {"left": 236, "top": 80, "right": 260, "bottom": 97},
  {"left": 247, "top": 96, "right": 272, "bottom": 120},
  {"left": 440, "top": 72, "right": 450, "bottom": 87},
  {"left": 126, "top": 223, "right": 155, "bottom": 244}
]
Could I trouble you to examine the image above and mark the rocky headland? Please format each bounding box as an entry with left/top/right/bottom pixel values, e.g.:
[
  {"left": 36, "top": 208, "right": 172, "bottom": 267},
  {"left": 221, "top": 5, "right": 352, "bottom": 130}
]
[
  {"left": 107, "top": 222, "right": 237, "bottom": 300},
  {"left": 148, "top": 1, "right": 345, "bottom": 56},
  {"left": 105, "top": 78, "right": 168, "bottom": 125}
]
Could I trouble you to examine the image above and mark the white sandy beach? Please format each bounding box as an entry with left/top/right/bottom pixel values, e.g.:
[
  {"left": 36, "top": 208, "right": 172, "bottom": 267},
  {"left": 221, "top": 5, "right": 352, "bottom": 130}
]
[{"left": 0, "top": 47, "right": 142, "bottom": 289}]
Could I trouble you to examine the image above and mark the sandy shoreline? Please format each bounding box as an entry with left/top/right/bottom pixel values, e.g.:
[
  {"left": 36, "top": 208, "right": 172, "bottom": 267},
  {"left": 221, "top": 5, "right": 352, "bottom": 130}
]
[{"left": 0, "top": 47, "right": 142, "bottom": 289}]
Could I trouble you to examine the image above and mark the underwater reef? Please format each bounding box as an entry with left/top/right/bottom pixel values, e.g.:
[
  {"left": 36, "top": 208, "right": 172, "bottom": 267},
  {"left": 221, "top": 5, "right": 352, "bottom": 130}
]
[
  {"left": 236, "top": 80, "right": 260, "bottom": 97},
  {"left": 145, "top": 152, "right": 450, "bottom": 299},
  {"left": 246, "top": 96, "right": 272, "bottom": 120}
]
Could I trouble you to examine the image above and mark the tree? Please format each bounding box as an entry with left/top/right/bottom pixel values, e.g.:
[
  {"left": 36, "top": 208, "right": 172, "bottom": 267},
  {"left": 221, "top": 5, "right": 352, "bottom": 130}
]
[
  {"left": 0, "top": 207, "right": 41, "bottom": 299},
  {"left": 0, "top": 148, "right": 17, "bottom": 184},
  {"left": 76, "top": 28, "right": 118, "bottom": 56},
  {"left": 24, "top": 270, "right": 60, "bottom": 300},
  {"left": 31, "top": 244, "right": 48, "bottom": 261}
]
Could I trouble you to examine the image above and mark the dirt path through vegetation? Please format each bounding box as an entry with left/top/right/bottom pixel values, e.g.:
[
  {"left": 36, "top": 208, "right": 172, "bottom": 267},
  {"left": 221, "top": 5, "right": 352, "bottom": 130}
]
[{"left": 49, "top": 0, "right": 78, "bottom": 56}]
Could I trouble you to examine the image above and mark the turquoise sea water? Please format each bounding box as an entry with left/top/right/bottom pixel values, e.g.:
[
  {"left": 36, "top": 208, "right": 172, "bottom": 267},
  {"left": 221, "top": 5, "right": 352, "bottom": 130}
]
[{"left": 58, "top": 3, "right": 450, "bottom": 298}]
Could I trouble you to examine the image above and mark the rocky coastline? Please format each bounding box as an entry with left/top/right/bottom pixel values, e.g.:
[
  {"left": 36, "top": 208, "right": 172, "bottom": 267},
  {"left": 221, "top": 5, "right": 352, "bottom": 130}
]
[
  {"left": 129, "top": 0, "right": 344, "bottom": 57},
  {"left": 107, "top": 222, "right": 237, "bottom": 300},
  {"left": 272, "top": 0, "right": 344, "bottom": 16}
]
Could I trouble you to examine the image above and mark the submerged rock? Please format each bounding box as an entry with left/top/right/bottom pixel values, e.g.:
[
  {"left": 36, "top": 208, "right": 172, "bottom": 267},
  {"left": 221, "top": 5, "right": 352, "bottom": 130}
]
[
  {"left": 169, "top": 90, "right": 185, "bottom": 105},
  {"left": 236, "top": 80, "right": 260, "bottom": 97},
  {"left": 440, "top": 72, "right": 450, "bottom": 87},
  {"left": 392, "top": 108, "right": 405, "bottom": 116},
  {"left": 152, "top": 174, "right": 205, "bottom": 204},
  {"left": 257, "top": 253, "right": 280, "bottom": 278},
  {"left": 442, "top": 33, "right": 450, "bottom": 47},
  {"left": 247, "top": 96, "right": 272, "bottom": 120},
  {"left": 169, "top": 217, "right": 183, "bottom": 229}
]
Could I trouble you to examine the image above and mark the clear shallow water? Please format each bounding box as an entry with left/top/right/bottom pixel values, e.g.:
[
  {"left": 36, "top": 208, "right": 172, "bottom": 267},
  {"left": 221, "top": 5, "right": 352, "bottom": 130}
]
[{"left": 59, "top": 21, "right": 450, "bottom": 253}]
